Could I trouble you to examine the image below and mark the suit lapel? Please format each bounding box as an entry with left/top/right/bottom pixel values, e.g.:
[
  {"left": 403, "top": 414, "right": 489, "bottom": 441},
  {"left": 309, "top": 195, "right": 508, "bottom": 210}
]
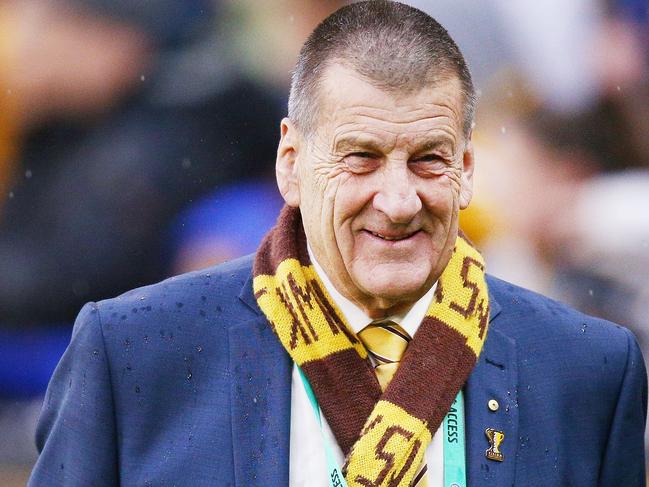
[
  {"left": 231, "top": 276, "right": 292, "bottom": 486},
  {"left": 465, "top": 293, "right": 519, "bottom": 486}
]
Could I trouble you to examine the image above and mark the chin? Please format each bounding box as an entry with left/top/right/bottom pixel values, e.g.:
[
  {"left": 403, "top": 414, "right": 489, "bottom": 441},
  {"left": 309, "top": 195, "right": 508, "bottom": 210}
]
[{"left": 353, "top": 262, "right": 433, "bottom": 303}]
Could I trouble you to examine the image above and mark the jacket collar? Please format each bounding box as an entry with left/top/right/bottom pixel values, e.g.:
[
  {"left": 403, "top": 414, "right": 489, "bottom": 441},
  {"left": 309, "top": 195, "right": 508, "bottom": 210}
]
[
  {"left": 235, "top": 272, "right": 517, "bottom": 486},
  {"left": 238, "top": 273, "right": 261, "bottom": 315},
  {"left": 465, "top": 298, "right": 518, "bottom": 486}
]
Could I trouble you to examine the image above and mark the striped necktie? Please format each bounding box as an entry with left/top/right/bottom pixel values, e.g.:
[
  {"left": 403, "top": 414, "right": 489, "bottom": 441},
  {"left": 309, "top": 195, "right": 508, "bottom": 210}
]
[{"left": 357, "top": 321, "right": 429, "bottom": 487}]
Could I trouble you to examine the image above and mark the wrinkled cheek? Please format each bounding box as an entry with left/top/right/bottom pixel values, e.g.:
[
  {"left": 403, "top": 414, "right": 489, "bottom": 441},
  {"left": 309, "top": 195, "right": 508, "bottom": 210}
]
[
  {"left": 317, "top": 180, "right": 341, "bottom": 248},
  {"left": 322, "top": 173, "right": 356, "bottom": 220},
  {"left": 424, "top": 183, "right": 458, "bottom": 209},
  {"left": 329, "top": 179, "right": 362, "bottom": 265},
  {"left": 313, "top": 173, "right": 331, "bottom": 192},
  {"left": 422, "top": 184, "right": 460, "bottom": 228},
  {"left": 440, "top": 171, "right": 462, "bottom": 189}
]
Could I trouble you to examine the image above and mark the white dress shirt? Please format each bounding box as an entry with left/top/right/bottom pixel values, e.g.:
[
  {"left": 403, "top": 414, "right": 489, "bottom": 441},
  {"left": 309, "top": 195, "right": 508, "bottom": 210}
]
[{"left": 289, "top": 247, "right": 445, "bottom": 486}]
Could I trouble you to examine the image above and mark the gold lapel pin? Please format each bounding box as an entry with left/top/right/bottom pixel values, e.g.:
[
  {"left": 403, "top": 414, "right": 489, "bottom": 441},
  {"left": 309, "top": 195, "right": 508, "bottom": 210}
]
[{"left": 485, "top": 428, "right": 505, "bottom": 462}]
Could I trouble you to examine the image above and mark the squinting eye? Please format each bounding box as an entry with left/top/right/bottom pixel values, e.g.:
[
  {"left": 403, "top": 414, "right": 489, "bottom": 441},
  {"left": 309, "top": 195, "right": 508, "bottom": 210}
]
[
  {"left": 344, "top": 152, "right": 380, "bottom": 173},
  {"left": 349, "top": 152, "right": 377, "bottom": 159},
  {"left": 412, "top": 154, "right": 441, "bottom": 162},
  {"left": 408, "top": 155, "right": 448, "bottom": 176}
]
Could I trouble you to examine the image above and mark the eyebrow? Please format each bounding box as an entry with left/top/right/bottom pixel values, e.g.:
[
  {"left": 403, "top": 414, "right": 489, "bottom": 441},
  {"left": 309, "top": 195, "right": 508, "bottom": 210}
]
[
  {"left": 412, "top": 139, "right": 455, "bottom": 155},
  {"left": 333, "top": 137, "right": 386, "bottom": 154},
  {"left": 333, "top": 135, "right": 456, "bottom": 155}
]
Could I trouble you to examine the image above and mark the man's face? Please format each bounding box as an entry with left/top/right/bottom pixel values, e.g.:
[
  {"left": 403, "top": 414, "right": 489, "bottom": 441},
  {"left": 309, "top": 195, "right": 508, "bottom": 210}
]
[{"left": 277, "top": 65, "right": 474, "bottom": 317}]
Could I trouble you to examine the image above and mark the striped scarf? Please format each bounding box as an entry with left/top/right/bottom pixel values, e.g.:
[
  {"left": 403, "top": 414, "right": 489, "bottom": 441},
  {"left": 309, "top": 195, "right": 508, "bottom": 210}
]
[{"left": 253, "top": 206, "right": 490, "bottom": 486}]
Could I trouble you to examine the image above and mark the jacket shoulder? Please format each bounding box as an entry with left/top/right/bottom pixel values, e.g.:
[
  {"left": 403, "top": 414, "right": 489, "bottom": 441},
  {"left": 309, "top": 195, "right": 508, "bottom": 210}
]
[
  {"left": 87, "top": 254, "right": 259, "bottom": 370},
  {"left": 486, "top": 274, "right": 638, "bottom": 369},
  {"left": 96, "top": 254, "right": 257, "bottom": 329}
]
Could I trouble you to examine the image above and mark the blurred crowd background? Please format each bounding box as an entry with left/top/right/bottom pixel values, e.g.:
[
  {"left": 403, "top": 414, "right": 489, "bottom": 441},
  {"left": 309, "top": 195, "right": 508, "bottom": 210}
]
[{"left": 0, "top": 0, "right": 647, "bottom": 484}]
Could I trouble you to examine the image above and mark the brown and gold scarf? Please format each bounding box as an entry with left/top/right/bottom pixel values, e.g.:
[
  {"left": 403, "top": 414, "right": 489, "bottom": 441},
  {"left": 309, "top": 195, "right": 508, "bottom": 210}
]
[{"left": 253, "top": 206, "right": 490, "bottom": 486}]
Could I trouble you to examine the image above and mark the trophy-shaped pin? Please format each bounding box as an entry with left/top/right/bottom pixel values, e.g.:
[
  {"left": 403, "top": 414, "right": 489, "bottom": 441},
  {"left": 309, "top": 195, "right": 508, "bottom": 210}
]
[{"left": 485, "top": 428, "right": 505, "bottom": 462}]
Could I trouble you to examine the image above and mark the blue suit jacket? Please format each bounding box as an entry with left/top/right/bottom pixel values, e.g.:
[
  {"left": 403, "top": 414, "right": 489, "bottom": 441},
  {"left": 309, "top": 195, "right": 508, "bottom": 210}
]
[{"left": 28, "top": 255, "right": 647, "bottom": 486}]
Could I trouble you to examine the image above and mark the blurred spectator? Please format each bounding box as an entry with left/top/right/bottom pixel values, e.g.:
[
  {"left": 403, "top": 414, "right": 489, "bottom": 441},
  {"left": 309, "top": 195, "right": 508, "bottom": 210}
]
[
  {"left": 0, "top": 1, "right": 286, "bottom": 482},
  {"left": 0, "top": 0, "right": 284, "bottom": 329},
  {"left": 223, "top": 0, "right": 347, "bottom": 89},
  {"left": 170, "top": 178, "right": 284, "bottom": 274},
  {"left": 168, "top": 0, "right": 348, "bottom": 275}
]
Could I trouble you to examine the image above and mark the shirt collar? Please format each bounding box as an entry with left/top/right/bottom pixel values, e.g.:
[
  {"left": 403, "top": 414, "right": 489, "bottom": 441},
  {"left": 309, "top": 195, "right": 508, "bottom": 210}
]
[{"left": 306, "top": 244, "right": 437, "bottom": 338}]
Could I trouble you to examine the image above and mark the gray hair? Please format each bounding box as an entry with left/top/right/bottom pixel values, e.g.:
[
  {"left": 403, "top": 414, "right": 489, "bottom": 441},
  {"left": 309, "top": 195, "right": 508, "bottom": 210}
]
[{"left": 288, "top": 0, "right": 476, "bottom": 138}]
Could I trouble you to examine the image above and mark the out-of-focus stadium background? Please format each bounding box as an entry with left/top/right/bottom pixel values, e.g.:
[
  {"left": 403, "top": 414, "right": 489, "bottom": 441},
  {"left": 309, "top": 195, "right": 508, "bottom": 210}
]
[{"left": 0, "top": 0, "right": 647, "bottom": 484}]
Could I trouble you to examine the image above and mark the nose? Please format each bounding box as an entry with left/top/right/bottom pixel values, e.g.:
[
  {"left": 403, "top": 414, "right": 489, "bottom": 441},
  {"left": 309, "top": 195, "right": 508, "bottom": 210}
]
[{"left": 372, "top": 164, "right": 422, "bottom": 223}]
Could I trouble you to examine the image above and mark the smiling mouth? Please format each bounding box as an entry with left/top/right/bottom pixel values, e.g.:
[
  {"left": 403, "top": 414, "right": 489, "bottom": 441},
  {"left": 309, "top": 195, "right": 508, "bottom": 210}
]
[{"left": 367, "top": 230, "right": 420, "bottom": 241}]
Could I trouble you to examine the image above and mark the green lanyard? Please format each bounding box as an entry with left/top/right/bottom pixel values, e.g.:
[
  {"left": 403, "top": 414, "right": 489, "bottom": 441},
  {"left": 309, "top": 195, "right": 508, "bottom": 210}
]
[
  {"left": 298, "top": 367, "right": 466, "bottom": 487},
  {"left": 443, "top": 391, "right": 466, "bottom": 487}
]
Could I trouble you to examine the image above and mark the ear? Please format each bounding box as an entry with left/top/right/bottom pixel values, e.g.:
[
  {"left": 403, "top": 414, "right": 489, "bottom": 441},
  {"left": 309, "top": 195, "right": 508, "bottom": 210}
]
[
  {"left": 459, "top": 138, "right": 475, "bottom": 210},
  {"left": 276, "top": 117, "right": 302, "bottom": 207}
]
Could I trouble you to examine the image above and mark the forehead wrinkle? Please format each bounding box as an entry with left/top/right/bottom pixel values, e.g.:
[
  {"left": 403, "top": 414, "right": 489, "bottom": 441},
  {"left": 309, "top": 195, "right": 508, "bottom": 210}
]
[
  {"left": 329, "top": 113, "right": 459, "bottom": 140},
  {"left": 329, "top": 106, "right": 461, "bottom": 140},
  {"left": 332, "top": 104, "right": 460, "bottom": 125},
  {"left": 330, "top": 126, "right": 397, "bottom": 154},
  {"left": 316, "top": 64, "right": 466, "bottom": 127},
  {"left": 332, "top": 122, "right": 460, "bottom": 156},
  {"left": 408, "top": 126, "right": 460, "bottom": 148}
]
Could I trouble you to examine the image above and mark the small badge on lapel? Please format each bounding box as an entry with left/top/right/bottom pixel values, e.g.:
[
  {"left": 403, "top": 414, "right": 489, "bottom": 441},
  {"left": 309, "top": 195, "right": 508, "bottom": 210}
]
[{"left": 485, "top": 428, "right": 505, "bottom": 462}]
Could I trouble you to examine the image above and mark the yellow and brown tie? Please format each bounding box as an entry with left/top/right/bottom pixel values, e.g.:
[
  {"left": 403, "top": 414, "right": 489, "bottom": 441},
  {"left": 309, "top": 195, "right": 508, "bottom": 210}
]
[{"left": 357, "top": 321, "right": 429, "bottom": 486}]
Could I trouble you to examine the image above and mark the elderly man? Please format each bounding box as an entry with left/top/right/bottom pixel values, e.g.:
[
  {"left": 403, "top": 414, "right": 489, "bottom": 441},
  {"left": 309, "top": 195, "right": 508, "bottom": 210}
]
[{"left": 28, "top": 2, "right": 646, "bottom": 486}]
